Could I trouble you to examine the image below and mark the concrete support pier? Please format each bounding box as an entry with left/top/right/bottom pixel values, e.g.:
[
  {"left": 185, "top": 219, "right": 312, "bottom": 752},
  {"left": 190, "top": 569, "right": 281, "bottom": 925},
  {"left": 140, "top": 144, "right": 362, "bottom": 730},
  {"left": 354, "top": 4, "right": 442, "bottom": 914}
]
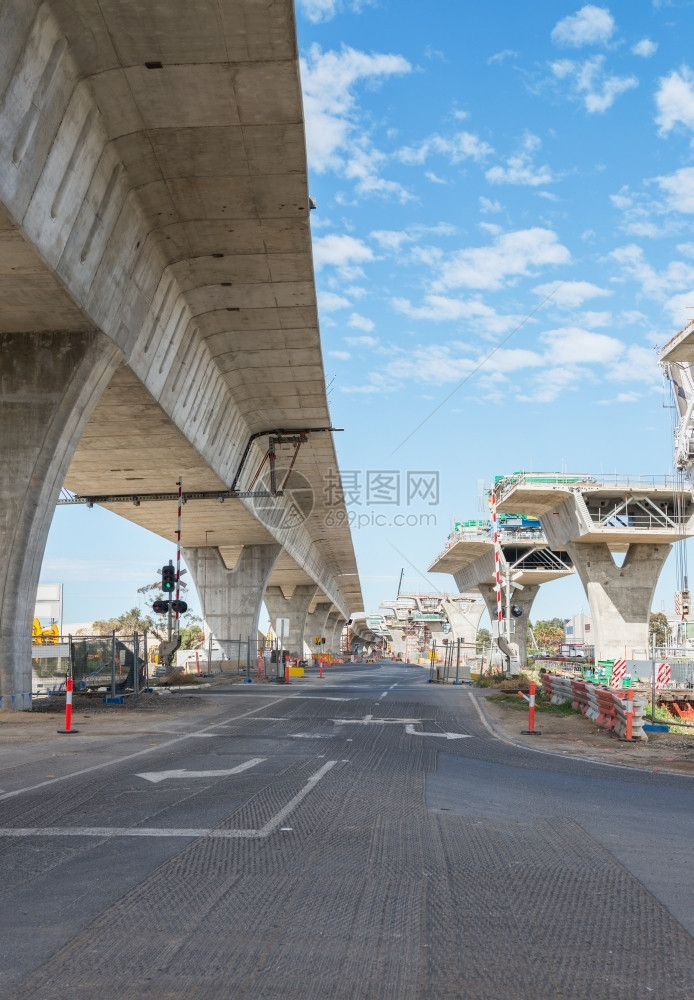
[
  {"left": 183, "top": 544, "right": 281, "bottom": 646},
  {"left": 304, "top": 602, "right": 333, "bottom": 655},
  {"left": 495, "top": 472, "right": 694, "bottom": 661},
  {"left": 477, "top": 582, "right": 540, "bottom": 668},
  {"left": 0, "top": 331, "right": 120, "bottom": 709},
  {"left": 264, "top": 585, "right": 317, "bottom": 657},
  {"left": 566, "top": 541, "right": 670, "bottom": 662}
]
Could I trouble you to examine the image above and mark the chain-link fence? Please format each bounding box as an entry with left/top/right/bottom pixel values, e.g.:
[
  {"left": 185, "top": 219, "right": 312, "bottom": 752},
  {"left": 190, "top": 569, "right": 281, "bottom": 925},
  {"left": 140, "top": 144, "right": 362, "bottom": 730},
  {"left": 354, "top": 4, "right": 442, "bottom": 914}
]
[{"left": 31, "top": 632, "right": 148, "bottom": 697}]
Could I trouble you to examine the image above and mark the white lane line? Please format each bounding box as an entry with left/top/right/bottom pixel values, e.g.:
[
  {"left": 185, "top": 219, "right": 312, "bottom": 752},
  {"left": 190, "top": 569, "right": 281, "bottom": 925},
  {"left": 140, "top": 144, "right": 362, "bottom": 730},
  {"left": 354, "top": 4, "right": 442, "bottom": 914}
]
[
  {"left": 0, "top": 760, "right": 338, "bottom": 841},
  {"left": 389, "top": 684, "right": 398, "bottom": 690},
  {"left": 378, "top": 692, "right": 387, "bottom": 700},
  {"left": 137, "top": 757, "right": 265, "bottom": 784},
  {"left": 0, "top": 698, "right": 287, "bottom": 803},
  {"left": 256, "top": 760, "right": 337, "bottom": 837}
]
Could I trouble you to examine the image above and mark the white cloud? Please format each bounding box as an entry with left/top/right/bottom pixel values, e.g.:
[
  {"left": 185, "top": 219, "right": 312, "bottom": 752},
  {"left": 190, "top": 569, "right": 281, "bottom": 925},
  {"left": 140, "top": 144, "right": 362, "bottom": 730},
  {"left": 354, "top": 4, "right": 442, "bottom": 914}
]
[
  {"left": 370, "top": 229, "right": 412, "bottom": 252},
  {"left": 299, "top": 0, "right": 340, "bottom": 21},
  {"left": 297, "top": 0, "right": 375, "bottom": 25},
  {"left": 328, "top": 349, "right": 351, "bottom": 360},
  {"left": 540, "top": 326, "right": 624, "bottom": 364},
  {"left": 392, "top": 295, "right": 521, "bottom": 335},
  {"left": 605, "top": 344, "right": 660, "bottom": 383},
  {"left": 301, "top": 44, "right": 412, "bottom": 197},
  {"left": 609, "top": 244, "right": 694, "bottom": 307},
  {"left": 313, "top": 233, "right": 375, "bottom": 272},
  {"left": 344, "top": 334, "right": 378, "bottom": 347},
  {"left": 632, "top": 38, "right": 657, "bottom": 58},
  {"left": 479, "top": 196, "right": 503, "bottom": 213},
  {"left": 348, "top": 312, "right": 375, "bottom": 331},
  {"left": 425, "top": 171, "right": 448, "bottom": 184},
  {"left": 533, "top": 280, "right": 612, "bottom": 309},
  {"left": 488, "top": 49, "right": 519, "bottom": 65},
  {"left": 655, "top": 66, "right": 694, "bottom": 134},
  {"left": 397, "top": 131, "right": 494, "bottom": 166},
  {"left": 551, "top": 6, "right": 616, "bottom": 48},
  {"left": 433, "top": 227, "right": 571, "bottom": 292},
  {"left": 655, "top": 167, "right": 694, "bottom": 215},
  {"left": 317, "top": 290, "right": 351, "bottom": 312},
  {"left": 551, "top": 55, "right": 637, "bottom": 113},
  {"left": 517, "top": 366, "right": 584, "bottom": 403},
  {"left": 486, "top": 134, "right": 555, "bottom": 186}
]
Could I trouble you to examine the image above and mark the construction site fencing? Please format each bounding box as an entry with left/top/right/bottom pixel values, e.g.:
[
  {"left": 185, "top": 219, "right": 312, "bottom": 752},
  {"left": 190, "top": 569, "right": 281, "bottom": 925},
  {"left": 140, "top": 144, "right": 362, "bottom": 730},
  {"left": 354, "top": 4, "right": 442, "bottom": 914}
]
[
  {"left": 31, "top": 632, "right": 148, "bottom": 698},
  {"left": 429, "top": 638, "right": 474, "bottom": 684}
]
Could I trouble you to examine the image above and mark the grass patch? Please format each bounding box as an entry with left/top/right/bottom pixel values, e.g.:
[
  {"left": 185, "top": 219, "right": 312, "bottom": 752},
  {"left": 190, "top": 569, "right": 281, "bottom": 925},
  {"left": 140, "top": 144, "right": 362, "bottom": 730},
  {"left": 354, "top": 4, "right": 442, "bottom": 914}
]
[{"left": 490, "top": 691, "right": 576, "bottom": 716}]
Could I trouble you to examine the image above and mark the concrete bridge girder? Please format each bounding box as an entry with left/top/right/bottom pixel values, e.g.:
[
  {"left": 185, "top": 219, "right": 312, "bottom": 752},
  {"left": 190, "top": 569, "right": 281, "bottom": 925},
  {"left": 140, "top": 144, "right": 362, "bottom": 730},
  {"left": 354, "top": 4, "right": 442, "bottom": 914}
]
[{"left": 0, "top": 1, "right": 363, "bottom": 706}]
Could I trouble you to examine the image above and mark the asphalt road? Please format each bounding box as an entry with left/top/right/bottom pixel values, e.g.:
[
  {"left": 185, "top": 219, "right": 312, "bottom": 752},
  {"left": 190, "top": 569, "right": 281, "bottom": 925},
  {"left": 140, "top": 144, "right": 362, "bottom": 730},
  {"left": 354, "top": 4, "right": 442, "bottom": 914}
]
[{"left": 0, "top": 661, "right": 692, "bottom": 999}]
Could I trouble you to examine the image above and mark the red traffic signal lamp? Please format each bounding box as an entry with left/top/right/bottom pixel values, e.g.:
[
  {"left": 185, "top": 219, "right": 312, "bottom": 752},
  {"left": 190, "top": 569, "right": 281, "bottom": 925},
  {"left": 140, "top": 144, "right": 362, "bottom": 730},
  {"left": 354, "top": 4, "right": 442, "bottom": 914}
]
[
  {"left": 171, "top": 599, "right": 188, "bottom": 614},
  {"left": 152, "top": 600, "right": 169, "bottom": 614},
  {"left": 321, "top": 637, "right": 326, "bottom": 645}
]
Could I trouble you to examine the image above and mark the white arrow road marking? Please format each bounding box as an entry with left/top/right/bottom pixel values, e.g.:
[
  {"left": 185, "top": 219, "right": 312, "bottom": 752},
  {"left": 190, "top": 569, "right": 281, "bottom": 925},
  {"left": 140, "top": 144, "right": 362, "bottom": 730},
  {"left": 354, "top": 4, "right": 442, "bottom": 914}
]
[
  {"left": 289, "top": 734, "right": 335, "bottom": 739},
  {"left": 405, "top": 724, "right": 471, "bottom": 740},
  {"left": 0, "top": 762, "right": 340, "bottom": 841},
  {"left": 332, "top": 717, "right": 422, "bottom": 725},
  {"left": 137, "top": 757, "right": 265, "bottom": 784}
]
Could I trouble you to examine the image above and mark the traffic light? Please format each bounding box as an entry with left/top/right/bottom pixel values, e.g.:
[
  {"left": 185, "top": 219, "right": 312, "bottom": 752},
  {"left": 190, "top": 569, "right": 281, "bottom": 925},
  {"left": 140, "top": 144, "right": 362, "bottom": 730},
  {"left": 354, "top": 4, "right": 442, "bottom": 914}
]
[
  {"left": 152, "top": 600, "right": 169, "bottom": 615},
  {"left": 162, "top": 563, "right": 176, "bottom": 592},
  {"left": 170, "top": 599, "right": 188, "bottom": 614},
  {"left": 510, "top": 605, "right": 524, "bottom": 618},
  {"left": 321, "top": 637, "right": 326, "bottom": 645}
]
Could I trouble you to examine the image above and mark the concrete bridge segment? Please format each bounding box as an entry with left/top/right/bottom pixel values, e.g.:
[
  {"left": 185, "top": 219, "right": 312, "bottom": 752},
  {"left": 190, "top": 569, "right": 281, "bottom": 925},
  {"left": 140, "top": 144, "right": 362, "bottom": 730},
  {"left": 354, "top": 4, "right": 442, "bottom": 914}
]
[
  {"left": 429, "top": 527, "right": 573, "bottom": 667},
  {"left": 0, "top": 1, "right": 362, "bottom": 707},
  {"left": 494, "top": 474, "right": 694, "bottom": 661}
]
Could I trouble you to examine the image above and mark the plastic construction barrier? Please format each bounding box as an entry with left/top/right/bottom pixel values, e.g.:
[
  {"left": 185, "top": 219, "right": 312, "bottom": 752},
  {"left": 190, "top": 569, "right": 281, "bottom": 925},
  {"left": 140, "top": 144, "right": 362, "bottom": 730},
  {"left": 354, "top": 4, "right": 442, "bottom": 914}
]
[{"left": 541, "top": 673, "right": 647, "bottom": 741}]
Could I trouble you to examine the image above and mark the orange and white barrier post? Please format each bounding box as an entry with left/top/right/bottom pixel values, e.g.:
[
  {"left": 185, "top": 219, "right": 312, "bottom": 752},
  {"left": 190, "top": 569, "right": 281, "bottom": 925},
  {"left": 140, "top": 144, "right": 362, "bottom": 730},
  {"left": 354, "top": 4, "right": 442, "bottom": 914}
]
[
  {"left": 319, "top": 661, "right": 324, "bottom": 678},
  {"left": 624, "top": 688, "right": 634, "bottom": 741},
  {"left": 284, "top": 662, "right": 290, "bottom": 685},
  {"left": 519, "top": 680, "right": 541, "bottom": 736},
  {"left": 58, "top": 675, "right": 78, "bottom": 735}
]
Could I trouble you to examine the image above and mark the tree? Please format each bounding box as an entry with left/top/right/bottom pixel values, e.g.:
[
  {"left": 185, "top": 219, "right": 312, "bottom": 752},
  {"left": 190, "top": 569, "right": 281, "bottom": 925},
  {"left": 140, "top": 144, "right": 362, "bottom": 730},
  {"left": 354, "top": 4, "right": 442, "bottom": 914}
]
[
  {"left": 530, "top": 619, "right": 565, "bottom": 654},
  {"left": 476, "top": 627, "right": 491, "bottom": 653},
  {"left": 91, "top": 607, "right": 166, "bottom": 639},
  {"left": 649, "top": 611, "right": 670, "bottom": 648},
  {"left": 180, "top": 624, "right": 205, "bottom": 650}
]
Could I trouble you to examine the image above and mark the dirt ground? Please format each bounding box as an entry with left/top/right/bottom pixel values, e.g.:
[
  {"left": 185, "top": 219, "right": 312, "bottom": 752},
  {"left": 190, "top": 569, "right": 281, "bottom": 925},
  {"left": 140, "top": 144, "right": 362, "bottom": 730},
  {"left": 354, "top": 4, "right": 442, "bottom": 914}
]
[
  {"left": 0, "top": 683, "right": 693, "bottom": 776},
  {"left": 480, "top": 690, "right": 694, "bottom": 776}
]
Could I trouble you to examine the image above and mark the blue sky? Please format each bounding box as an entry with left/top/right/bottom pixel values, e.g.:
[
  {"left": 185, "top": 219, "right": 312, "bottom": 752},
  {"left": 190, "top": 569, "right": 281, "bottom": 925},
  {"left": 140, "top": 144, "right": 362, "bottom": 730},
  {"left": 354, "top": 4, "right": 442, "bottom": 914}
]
[{"left": 42, "top": 2, "right": 694, "bottom": 628}]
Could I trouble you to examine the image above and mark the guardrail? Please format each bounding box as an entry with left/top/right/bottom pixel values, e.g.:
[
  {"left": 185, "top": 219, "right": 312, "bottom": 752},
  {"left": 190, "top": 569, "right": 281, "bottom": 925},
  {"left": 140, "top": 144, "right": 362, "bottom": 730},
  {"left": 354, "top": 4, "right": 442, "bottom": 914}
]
[{"left": 493, "top": 472, "right": 684, "bottom": 503}]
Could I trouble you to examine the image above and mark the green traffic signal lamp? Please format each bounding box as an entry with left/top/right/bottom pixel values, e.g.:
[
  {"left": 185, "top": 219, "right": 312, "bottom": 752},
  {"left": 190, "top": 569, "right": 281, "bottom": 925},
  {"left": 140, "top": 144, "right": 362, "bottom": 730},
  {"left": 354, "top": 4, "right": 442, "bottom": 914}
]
[{"left": 162, "top": 563, "right": 176, "bottom": 592}]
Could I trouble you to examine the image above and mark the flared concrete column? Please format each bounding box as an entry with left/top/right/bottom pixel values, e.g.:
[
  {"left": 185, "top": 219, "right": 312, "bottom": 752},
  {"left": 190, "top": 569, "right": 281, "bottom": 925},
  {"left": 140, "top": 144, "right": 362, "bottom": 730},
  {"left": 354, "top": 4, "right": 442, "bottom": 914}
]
[
  {"left": 567, "top": 542, "right": 670, "bottom": 661},
  {"left": 478, "top": 582, "right": 539, "bottom": 668},
  {"left": 441, "top": 595, "right": 486, "bottom": 645},
  {"left": 0, "top": 331, "right": 120, "bottom": 710},
  {"left": 304, "top": 601, "right": 332, "bottom": 656},
  {"left": 263, "top": 585, "right": 317, "bottom": 656},
  {"left": 324, "top": 611, "right": 344, "bottom": 654},
  {"left": 183, "top": 544, "right": 281, "bottom": 643}
]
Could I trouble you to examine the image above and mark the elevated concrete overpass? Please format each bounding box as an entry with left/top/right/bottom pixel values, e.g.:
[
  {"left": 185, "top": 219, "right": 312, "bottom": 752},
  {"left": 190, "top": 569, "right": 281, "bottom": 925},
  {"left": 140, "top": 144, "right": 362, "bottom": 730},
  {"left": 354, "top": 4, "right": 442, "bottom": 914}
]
[
  {"left": 0, "top": 1, "right": 362, "bottom": 706},
  {"left": 429, "top": 519, "right": 573, "bottom": 666},
  {"left": 494, "top": 473, "right": 694, "bottom": 661}
]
